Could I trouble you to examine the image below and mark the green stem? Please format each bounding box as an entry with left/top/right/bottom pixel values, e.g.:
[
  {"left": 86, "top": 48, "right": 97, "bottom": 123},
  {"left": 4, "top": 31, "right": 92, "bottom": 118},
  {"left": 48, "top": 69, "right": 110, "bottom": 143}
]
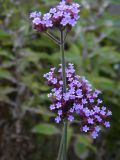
[
  {"left": 60, "top": 30, "right": 66, "bottom": 93},
  {"left": 57, "top": 126, "right": 64, "bottom": 160},
  {"left": 61, "top": 30, "right": 67, "bottom": 160},
  {"left": 57, "top": 30, "right": 68, "bottom": 160},
  {"left": 62, "top": 121, "right": 68, "bottom": 160},
  {"left": 44, "top": 31, "right": 61, "bottom": 45}
]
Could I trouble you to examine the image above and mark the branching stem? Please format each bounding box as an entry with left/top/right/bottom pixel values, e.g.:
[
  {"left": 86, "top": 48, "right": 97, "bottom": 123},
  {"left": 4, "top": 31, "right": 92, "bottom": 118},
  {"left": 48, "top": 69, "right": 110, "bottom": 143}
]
[
  {"left": 57, "top": 30, "right": 68, "bottom": 160},
  {"left": 44, "top": 31, "right": 61, "bottom": 45}
]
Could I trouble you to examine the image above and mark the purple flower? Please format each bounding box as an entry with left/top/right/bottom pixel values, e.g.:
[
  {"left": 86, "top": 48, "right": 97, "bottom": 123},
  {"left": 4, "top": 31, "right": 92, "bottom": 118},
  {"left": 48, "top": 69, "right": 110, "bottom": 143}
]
[
  {"left": 74, "top": 103, "right": 83, "bottom": 111},
  {"left": 45, "top": 20, "right": 53, "bottom": 27},
  {"left": 91, "top": 131, "right": 98, "bottom": 139},
  {"left": 52, "top": 78, "right": 57, "bottom": 84},
  {"left": 44, "top": 63, "right": 112, "bottom": 139},
  {"left": 74, "top": 14, "right": 80, "bottom": 20},
  {"left": 82, "top": 99, "right": 87, "bottom": 104},
  {"left": 68, "top": 18, "right": 77, "bottom": 26},
  {"left": 68, "top": 115, "right": 74, "bottom": 122},
  {"left": 56, "top": 102, "right": 62, "bottom": 109},
  {"left": 102, "top": 106, "right": 106, "bottom": 111},
  {"left": 69, "top": 87, "right": 75, "bottom": 94},
  {"left": 33, "top": 17, "right": 41, "bottom": 25},
  {"left": 95, "top": 115, "right": 102, "bottom": 122},
  {"left": 63, "top": 92, "right": 70, "bottom": 101},
  {"left": 43, "top": 13, "right": 51, "bottom": 20},
  {"left": 76, "top": 81, "right": 82, "bottom": 87},
  {"left": 104, "top": 121, "right": 110, "bottom": 128},
  {"left": 88, "top": 118, "right": 94, "bottom": 124},
  {"left": 30, "top": 1, "right": 80, "bottom": 31},
  {"left": 83, "top": 108, "right": 90, "bottom": 117},
  {"left": 69, "top": 95, "right": 75, "bottom": 100},
  {"left": 57, "top": 1, "right": 67, "bottom": 11},
  {"left": 50, "top": 8, "right": 57, "bottom": 14},
  {"left": 97, "top": 99, "right": 103, "bottom": 104},
  {"left": 89, "top": 110, "right": 95, "bottom": 116},
  {"left": 70, "top": 108, "right": 74, "bottom": 113},
  {"left": 93, "top": 92, "right": 98, "bottom": 98},
  {"left": 55, "top": 116, "right": 61, "bottom": 123},
  {"left": 53, "top": 11, "right": 63, "bottom": 19},
  {"left": 59, "top": 80, "right": 63, "bottom": 85},
  {"left": 95, "top": 126, "right": 101, "bottom": 132},
  {"left": 48, "top": 93, "right": 52, "bottom": 98},
  {"left": 107, "top": 110, "right": 112, "bottom": 116},
  {"left": 94, "top": 106, "right": 100, "bottom": 113},
  {"left": 30, "top": 11, "right": 41, "bottom": 18},
  {"left": 60, "top": 18, "right": 68, "bottom": 26},
  {"left": 100, "top": 110, "right": 106, "bottom": 116},
  {"left": 82, "top": 125, "right": 89, "bottom": 132},
  {"left": 89, "top": 98, "right": 94, "bottom": 103},
  {"left": 58, "top": 110, "right": 62, "bottom": 116},
  {"left": 64, "top": 12, "right": 71, "bottom": 18},
  {"left": 30, "top": 0, "right": 112, "bottom": 140},
  {"left": 76, "top": 89, "right": 82, "bottom": 96},
  {"left": 50, "top": 104, "right": 55, "bottom": 110},
  {"left": 95, "top": 89, "right": 101, "bottom": 95}
]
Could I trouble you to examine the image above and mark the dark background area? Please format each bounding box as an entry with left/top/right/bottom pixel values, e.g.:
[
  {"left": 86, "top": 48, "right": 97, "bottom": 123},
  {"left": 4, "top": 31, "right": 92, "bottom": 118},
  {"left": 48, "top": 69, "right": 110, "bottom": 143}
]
[{"left": 0, "top": 0, "right": 120, "bottom": 160}]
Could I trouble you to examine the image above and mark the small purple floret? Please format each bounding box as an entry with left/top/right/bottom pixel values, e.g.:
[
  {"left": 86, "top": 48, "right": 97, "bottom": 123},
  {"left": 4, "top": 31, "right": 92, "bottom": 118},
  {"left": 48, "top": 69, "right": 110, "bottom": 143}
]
[{"left": 83, "top": 125, "right": 89, "bottom": 132}]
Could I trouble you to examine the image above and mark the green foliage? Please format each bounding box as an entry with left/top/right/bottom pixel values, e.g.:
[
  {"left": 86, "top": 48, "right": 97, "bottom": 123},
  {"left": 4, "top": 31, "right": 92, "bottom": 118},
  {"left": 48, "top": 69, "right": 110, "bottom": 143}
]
[
  {"left": 32, "top": 123, "right": 60, "bottom": 135},
  {"left": 0, "top": 0, "right": 120, "bottom": 160},
  {"left": 74, "top": 134, "right": 96, "bottom": 159}
]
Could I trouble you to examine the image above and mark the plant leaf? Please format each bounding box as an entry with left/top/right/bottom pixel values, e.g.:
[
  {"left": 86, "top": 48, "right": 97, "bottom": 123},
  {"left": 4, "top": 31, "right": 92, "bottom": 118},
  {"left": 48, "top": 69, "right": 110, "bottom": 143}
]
[{"left": 32, "top": 123, "right": 60, "bottom": 135}]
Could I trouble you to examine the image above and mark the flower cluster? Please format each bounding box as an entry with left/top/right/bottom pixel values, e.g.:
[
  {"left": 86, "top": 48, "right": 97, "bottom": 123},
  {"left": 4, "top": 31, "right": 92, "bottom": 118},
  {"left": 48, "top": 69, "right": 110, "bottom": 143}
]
[
  {"left": 30, "top": 0, "right": 80, "bottom": 32},
  {"left": 44, "top": 63, "right": 112, "bottom": 139}
]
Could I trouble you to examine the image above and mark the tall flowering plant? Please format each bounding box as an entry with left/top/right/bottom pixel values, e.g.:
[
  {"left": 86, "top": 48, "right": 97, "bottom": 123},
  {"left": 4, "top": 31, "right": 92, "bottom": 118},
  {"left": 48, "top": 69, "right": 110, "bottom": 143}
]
[{"left": 30, "top": 0, "right": 112, "bottom": 160}]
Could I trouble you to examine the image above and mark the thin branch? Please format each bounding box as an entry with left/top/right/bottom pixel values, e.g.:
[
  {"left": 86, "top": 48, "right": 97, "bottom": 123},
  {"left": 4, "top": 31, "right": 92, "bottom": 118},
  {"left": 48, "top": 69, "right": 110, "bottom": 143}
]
[
  {"left": 57, "top": 128, "right": 64, "bottom": 160},
  {"left": 60, "top": 30, "right": 67, "bottom": 160},
  {"left": 44, "top": 31, "right": 61, "bottom": 45},
  {"left": 64, "top": 29, "right": 69, "bottom": 42}
]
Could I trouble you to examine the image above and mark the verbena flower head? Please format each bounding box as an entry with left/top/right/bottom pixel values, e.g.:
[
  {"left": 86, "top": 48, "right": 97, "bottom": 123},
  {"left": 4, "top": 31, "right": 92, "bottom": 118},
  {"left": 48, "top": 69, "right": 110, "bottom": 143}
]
[
  {"left": 44, "top": 63, "right": 112, "bottom": 139},
  {"left": 30, "top": 0, "right": 80, "bottom": 32}
]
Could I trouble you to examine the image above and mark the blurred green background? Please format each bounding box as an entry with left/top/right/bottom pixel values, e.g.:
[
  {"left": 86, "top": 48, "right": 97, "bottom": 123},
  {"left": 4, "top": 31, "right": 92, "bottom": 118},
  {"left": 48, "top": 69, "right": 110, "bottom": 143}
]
[{"left": 0, "top": 0, "right": 120, "bottom": 160}]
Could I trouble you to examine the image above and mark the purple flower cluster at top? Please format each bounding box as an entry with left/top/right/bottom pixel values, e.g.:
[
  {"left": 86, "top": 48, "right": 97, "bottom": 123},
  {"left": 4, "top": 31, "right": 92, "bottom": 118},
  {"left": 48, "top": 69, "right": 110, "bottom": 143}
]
[
  {"left": 44, "top": 63, "right": 112, "bottom": 139},
  {"left": 30, "top": 0, "right": 80, "bottom": 32}
]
